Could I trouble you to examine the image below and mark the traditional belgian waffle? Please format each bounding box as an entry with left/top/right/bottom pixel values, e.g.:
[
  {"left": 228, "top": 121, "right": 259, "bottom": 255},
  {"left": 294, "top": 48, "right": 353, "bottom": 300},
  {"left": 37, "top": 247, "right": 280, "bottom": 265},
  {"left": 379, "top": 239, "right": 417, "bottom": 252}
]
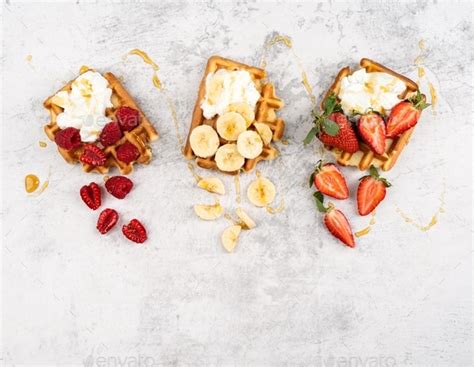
[
  {"left": 43, "top": 68, "right": 159, "bottom": 175},
  {"left": 183, "top": 56, "right": 285, "bottom": 174},
  {"left": 321, "top": 58, "right": 421, "bottom": 171}
]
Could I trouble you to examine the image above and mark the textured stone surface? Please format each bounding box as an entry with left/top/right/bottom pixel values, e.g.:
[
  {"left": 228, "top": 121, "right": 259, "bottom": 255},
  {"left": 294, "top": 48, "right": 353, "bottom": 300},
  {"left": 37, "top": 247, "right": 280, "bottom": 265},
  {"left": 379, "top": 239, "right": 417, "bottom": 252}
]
[{"left": 2, "top": 1, "right": 472, "bottom": 366}]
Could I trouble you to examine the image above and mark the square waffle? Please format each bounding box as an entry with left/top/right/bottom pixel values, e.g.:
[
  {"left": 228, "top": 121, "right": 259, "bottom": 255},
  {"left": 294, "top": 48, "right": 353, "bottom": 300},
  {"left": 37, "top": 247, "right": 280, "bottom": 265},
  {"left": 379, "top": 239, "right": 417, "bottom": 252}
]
[
  {"left": 43, "top": 68, "right": 159, "bottom": 175},
  {"left": 183, "top": 56, "right": 285, "bottom": 174},
  {"left": 321, "top": 58, "right": 420, "bottom": 171}
]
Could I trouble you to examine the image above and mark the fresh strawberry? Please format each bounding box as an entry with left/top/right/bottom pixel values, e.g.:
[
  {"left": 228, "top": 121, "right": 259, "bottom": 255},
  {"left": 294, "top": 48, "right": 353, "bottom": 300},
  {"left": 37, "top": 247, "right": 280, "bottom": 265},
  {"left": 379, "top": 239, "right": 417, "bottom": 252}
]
[
  {"left": 105, "top": 176, "right": 133, "bottom": 199},
  {"left": 309, "top": 160, "right": 349, "bottom": 199},
  {"left": 314, "top": 191, "right": 355, "bottom": 248},
  {"left": 80, "top": 182, "right": 101, "bottom": 210},
  {"left": 122, "top": 219, "right": 147, "bottom": 243},
  {"left": 96, "top": 208, "right": 119, "bottom": 234},
  {"left": 80, "top": 144, "right": 107, "bottom": 166},
  {"left": 55, "top": 127, "right": 82, "bottom": 151},
  {"left": 100, "top": 121, "right": 122, "bottom": 147},
  {"left": 358, "top": 113, "right": 386, "bottom": 155},
  {"left": 116, "top": 142, "right": 139, "bottom": 164},
  {"left": 116, "top": 106, "right": 140, "bottom": 131},
  {"left": 357, "top": 166, "right": 391, "bottom": 216},
  {"left": 304, "top": 94, "right": 359, "bottom": 153},
  {"left": 386, "top": 91, "right": 429, "bottom": 138}
]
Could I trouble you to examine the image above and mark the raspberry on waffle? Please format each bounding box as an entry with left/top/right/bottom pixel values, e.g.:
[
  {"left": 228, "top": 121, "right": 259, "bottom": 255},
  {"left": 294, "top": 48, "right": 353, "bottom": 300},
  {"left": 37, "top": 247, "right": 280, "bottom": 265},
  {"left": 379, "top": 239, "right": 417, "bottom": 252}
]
[
  {"left": 43, "top": 68, "right": 158, "bottom": 175},
  {"left": 320, "top": 58, "right": 422, "bottom": 171},
  {"left": 183, "top": 56, "right": 285, "bottom": 175}
]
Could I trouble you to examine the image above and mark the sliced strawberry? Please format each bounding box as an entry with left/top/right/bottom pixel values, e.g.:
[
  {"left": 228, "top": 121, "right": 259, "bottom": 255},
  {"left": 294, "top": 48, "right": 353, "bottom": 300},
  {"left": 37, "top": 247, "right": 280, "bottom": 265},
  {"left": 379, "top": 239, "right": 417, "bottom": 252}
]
[
  {"left": 116, "top": 142, "right": 139, "bottom": 164},
  {"left": 55, "top": 127, "right": 82, "bottom": 151},
  {"left": 358, "top": 113, "right": 386, "bottom": 155},
  {"left": 100, "top": 121, "right": 122, "bottom": 147},
  {"left": 313, "top": 191, "right": 355, "bottom": 248},
  {"left": 116, "top": 106, "right": 140, "bottom": 132},
  {"left": 96, "top": 208, "right": 119, "bottom": 234},
  {"left": 105, "top": 176, "right": 133, "bottom": 199},
  {"left": 386, "top": 91, "right": 429, "bottom": 138},
  {"left": 357, "top": 166, "right": 391, "bottom": 216},
  {"left": 80, "top": 144, "right": 107, "bottom": 166},
  {"left": 122, "top": 219, "right": 147, "bottom": 243},
  {"left": 80, "top": 182, "right": 101, "bottom": 210},
  {"left": 309, "top": 160, "right": 349, "bottom": 199},
  {"left": 318, "top": 112, "right": 359, "bottom": 153}
]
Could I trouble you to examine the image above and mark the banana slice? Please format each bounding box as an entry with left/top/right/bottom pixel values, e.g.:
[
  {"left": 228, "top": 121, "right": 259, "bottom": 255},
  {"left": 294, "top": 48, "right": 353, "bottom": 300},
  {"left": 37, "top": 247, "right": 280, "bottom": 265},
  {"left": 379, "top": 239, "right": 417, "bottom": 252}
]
[
  {"left": 221, "top": 225, "right": 242, "bottom": 252},
  {"left": 194, "top": 203, "right": 223, "bottom": 221},
  {"left": 237, "top": 130, "right": 263, "bottom": 159},
  {"left": 216, "top": 112, "right": 246, "bottom": 141},
  {"left": 226, "top": 103, "right": 255, "bottom": 127},
  {"left": 254, "top": 123, "right": 273, "bottom": 146},
  {"left": 247, "top": 177, "right": 276, "bottom": 207},
  {"left": 215, "top": 144, "right": 245, "bottom": 172},
  {"left": 197, "top": 177, "right": 226, "bottom": 195},
  {"left": 236, "top": 208, "right": 256, "bottom": 229},
  {"left": 189, "top": 125, "right": 220, "bottom": 158}
]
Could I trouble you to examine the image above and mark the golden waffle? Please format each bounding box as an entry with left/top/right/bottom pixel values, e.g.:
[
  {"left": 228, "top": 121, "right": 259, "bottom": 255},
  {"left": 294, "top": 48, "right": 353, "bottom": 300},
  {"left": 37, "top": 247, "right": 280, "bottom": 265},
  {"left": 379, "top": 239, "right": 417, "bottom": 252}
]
[
  {"left": 43, "top": 68, "right": 159, "bottom": 175},
  {"left": 321, "top": 58, "right": 421, "bottom": 171},
  {"left": 183, "top": 56, "right": 285, "bottom": 175}
]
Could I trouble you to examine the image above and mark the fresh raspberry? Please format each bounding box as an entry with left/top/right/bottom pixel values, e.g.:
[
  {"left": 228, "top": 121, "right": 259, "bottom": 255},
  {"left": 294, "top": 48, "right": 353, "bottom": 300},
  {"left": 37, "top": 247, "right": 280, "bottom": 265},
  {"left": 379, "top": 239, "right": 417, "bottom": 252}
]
[
  {"left": 105, "top": 176, "right": 133, "bottom": 199},
  {"left": 55, "top": 127, "right": 82, "bottom": 151},
  {"left": 122, "top": 219, "right": 147, "bottom": 243},
  {"left": 116, "top": 106, "right": 140, "bottom": 131},
  {"left": 80, "top": 182, "right": 101, "bottom": 210},
  {"left": 100, "top": 121, "right": 122, "bottom": 147},
  {"left": 116, "top": 142, "right": 139, "bottom": 164},
  {"left": 96, "top": 208, "right": 119, "bottom": 234},
  {"left": 80, "top": 144, "right": 107, "bottom": 166}
]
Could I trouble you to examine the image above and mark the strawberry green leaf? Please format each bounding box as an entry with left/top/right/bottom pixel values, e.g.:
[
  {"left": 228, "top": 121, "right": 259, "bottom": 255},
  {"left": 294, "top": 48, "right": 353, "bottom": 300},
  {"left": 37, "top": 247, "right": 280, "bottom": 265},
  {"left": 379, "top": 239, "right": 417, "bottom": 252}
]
[
  {"left": 309, "top": 171, "right": 316, "bottom": 188},
  {"left": 322, "top": 118, "right": 340, "bottom": 136},
  {"left": 313, "top": 191, "right": 327, "bottom": 213},
  {"left": 304, "top": 127, "right": 318, "bottom": 145},
  {"left": 369, "top": 165, "right": 379, "bottom": 179},
  {"left": 380, "top": 178, "right": 392, "bottom": 187}
]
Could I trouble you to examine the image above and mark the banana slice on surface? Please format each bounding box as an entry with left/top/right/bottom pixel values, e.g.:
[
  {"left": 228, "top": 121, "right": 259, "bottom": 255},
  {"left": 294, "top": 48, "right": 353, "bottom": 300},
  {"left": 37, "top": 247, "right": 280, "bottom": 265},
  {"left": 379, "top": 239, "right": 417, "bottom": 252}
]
[
  {"left": 254, "top": 123, "right": 273, "bottom": 146},
  {"left": 190, "top": 125, "right": 220, "bottom": 158},
  {"left": 236, "top": 208, "right": 256, "bottom": 230},
  {"left": 194, "top": 203, "right": 223, "bottom": 221},
  {"left": 226, "top": 102, "right": 255, "bottom": 127},
  {"left": 215, "top": 143, "right": 245, "bottom": 172},
  {"left": 221, "top": 225, "right": 242, "bottom": 252},
  {"left": 237, "top": 130, "right": 263, "bottom": 159},
  {"left": 197, "top": 177, "right": 226, "bottom": 195},
  {"left": 216, "top": 112, "right": 247, "bottom": 141},
  {"left": 247, "top": 176, "right": 276, "bottom": 207}
]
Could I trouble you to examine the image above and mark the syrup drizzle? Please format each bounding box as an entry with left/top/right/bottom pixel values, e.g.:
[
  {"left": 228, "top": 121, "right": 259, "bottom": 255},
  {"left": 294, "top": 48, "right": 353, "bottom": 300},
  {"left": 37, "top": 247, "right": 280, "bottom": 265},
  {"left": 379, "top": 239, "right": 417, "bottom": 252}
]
[
  {"left": 25, "top": 174, "right": 40, "bottom": 193},
  {"left": 39, "top": 141, "right": 47, "bottom": 148},
  {"left": 234, "top": 173, "right": 241, "bottom": 205},
  {"left": 355, "top": 212, "right": 377, "bottom": 238},
  {"left": 79, "top": 65, "right": 89, "bottom": 74},
  {"left": 414, "top": 40, "right": 437, "bottom": 114}
]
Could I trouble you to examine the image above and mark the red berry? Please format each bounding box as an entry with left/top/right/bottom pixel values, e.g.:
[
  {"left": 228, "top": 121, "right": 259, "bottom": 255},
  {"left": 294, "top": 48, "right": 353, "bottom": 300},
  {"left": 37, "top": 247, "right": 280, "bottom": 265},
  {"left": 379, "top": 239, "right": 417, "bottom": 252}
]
[
  {"left": 80, "top": 182, "right": 101, "bottom": 210},
  {"left": 318, "top": 112, "right": 359, "bottom": 153},
  {"left": 116, "top": 106, "right": 140, "bottom": 131},
  {"left": 122, "top": 219, "right": 147, "bottom": 243},
  {"left": 55, "top": 127, "right": 82, "bottom": 151},
  {"left": 358, "top": 113, "right": 386, "bottom": 155},
  {"left": 116, "top": 142, "right": 139, "bottom": 164},
  {"left": 100, "top": 121, "right": 122, "bottom": 147},
  {"left": 311, "top": 161, "right": 349, "bottom": 200},
  {"left": 105, "top": 176, "right": 133, "bottom": 199},
  {"left": 96, "top": 208, "right": 119, "bottom": 234},
  {"left": 357, "top": 166, "right": 391, "bottom": 216},
  {"left": 80, "top": 144, "right": 107, "bottom": 166},
  {"left": 324, "top": 208, "right": 355, "bottom": 248}
]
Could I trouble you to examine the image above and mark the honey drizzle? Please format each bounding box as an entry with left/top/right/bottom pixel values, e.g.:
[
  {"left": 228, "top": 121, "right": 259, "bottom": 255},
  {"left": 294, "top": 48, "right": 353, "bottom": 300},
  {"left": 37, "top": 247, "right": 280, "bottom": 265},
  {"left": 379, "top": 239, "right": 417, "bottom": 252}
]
[
  {"left": 25, "top": 174, "right": 40, "bottom": 193},
  {"left": 39, "top": 141, "right": 47, "bottom": 148},
  {"left": 79, "top": 65, "right": 89, "bottom": 74},
  {"left": 355, "top": 212, "right": 376, "bottom": 238},
  {"left": 266, "top": 199, "right": 285, "bottom": 215},
  {"left": 414, "top": 40, "right": 437, "bottom": 115},
  {"left": 396, "top": 185, "right": 445, "bottom": 232},
  {"left": 26, "top": 55, "right": 32, "bottom": 62},
  {"left": 187, "top": 162, "right": 202, "bottom": 183},
  {"left": 234, "top": 173, "right": 241, "bottom": 204}
]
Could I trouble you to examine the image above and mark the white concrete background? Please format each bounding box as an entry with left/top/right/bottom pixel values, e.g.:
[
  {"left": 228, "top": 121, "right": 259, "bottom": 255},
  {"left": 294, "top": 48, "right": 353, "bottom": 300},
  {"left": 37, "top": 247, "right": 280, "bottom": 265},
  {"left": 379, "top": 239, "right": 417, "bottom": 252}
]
[{"left": 1, "top": 1, "right": 472, "bottom": 366}]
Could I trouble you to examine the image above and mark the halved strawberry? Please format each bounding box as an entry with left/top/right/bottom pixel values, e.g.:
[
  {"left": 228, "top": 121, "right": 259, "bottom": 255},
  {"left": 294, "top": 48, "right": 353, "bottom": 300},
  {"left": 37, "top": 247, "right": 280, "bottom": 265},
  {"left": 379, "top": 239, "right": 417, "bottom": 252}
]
[
  {"left": 122, "top": 219, "right": 147, "bottom": 243},
  {"left": 314, "top": 191, "right": 355, "bottom": 248},
  {"left": 358, "top": 113, "right": 386, "bottom": 155},
  {"left": 309, "top": 160, "right": 349, "bottom": 199},
  {"left": 80, "top": 182, "right": 101, "bottom": 210},
  {"left": 357, "top": 166, "right": 391, "bottom": 216},
  {"left": 386, "top": 91, "right": 429, "bottom": 138},
  {"left": 304, "top": 94, "right": 359, "bottom": 153}
]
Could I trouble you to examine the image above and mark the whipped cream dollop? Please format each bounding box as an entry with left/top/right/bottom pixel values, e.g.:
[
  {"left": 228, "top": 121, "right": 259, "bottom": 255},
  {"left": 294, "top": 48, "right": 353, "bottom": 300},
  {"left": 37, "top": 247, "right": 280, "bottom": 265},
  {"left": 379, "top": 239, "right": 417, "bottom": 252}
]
[
  {"left": 338, "top": 69, "right": 406, "bottom": 115},
  {"left": 52, "top": 71, "right": 113, "bottom": 142},
  {"left": 200, "top": 69, "right": 261, "bottom": 119}
]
